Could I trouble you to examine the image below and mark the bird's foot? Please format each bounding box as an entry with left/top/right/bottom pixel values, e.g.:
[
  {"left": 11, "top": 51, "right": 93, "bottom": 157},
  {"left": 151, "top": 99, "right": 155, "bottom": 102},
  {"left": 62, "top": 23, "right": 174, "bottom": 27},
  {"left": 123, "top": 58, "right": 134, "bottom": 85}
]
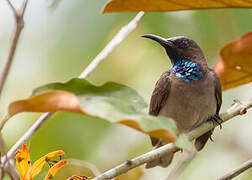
[{"left": 208, "top": 114, "right": 223, "bottom": 129}]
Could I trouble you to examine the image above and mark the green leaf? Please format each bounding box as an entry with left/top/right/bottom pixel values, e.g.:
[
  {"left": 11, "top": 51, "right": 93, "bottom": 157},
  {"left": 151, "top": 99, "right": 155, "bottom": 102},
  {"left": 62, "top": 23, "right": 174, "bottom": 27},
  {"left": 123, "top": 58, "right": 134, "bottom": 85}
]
[{"left": 9, "top": 78, "right": 178, "bottom": 142}]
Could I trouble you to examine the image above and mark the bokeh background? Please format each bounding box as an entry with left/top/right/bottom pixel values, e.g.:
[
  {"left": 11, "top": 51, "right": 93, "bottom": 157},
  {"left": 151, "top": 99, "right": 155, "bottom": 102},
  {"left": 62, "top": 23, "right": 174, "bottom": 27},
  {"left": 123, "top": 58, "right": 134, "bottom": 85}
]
[{"left": 1, "top": 0, "right": 252, "bottom": 179}]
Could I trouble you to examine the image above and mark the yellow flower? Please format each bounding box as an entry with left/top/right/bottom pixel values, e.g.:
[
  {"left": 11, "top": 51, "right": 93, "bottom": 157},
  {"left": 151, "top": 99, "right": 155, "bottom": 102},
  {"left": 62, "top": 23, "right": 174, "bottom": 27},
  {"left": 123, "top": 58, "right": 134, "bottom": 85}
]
[
  {"left": 67, "top": 175, "right": 90, "bottom": 180},
  {"left": 15, "top": 143, "right": 31, "bottom": 180},
  {"left": 15, "top": 143, "right": 66, "bottom": 180},
  {"left": 44, "top": 160, "right": 67, "bottom": 180}
]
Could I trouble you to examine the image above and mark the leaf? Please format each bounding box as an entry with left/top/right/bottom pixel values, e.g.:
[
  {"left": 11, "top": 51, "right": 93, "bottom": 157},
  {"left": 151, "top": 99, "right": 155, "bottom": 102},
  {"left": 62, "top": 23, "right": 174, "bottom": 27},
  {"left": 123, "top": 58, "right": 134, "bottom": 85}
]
[
  {"left": 9, "top": 78, "right": 178, "bottom": 142},
  {"left": 8, "top": 90, "right": 83, "bottom": 117},
  {"left": 103, "top": 0, "right": 252, "bottom": 13},
  {"left": 115, "top": 166, "right": 143, "bottom": 180},
  {"left": 53, "top": 159, "right": 100, "bottom": 180},
  {"left": 214, "top": 32, "right": 252, "bottom": 90}
]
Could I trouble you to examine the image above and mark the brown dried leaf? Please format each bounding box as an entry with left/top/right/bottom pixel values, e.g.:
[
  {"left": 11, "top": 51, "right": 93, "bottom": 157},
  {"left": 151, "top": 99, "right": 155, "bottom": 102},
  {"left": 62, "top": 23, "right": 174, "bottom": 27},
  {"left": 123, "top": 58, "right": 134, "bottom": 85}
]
[
  {"left": 103, "top": 0, "right": 252, "bottom": 13},
  {"left": 8, "top": 90, "right": 83, "bottom": 117},
  {"left": 214, "top": 32, "right": 252, "bottom": 91},
  {"left": 7, "top": 79, "right": 178, "bottom": 142}
]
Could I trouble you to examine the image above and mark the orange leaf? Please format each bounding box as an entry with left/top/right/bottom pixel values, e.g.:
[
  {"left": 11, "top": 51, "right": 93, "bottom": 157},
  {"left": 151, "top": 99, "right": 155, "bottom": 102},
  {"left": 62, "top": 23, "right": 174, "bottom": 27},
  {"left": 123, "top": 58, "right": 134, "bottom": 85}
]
[
  {"left": 8, "top": 90, "right": 83, "bottom": 117},
  {"left": 119, "top": 120, "right": 177, "bottom": 142},
  {"left": 214, "top": 32, "right": 252, "bottom": 90},
  {"left": 44, "top": 160, "right": 67, "bottom": 180},
  {"left": 9, "top": 79, "right": 178, "bottom": 143},
  {"left": 103, "top": 0, "right": 252, "bottom": 13},
  {"left": 16, "top": 143, "right": 31, "bottom": 180},
  {"left": 30, "top": 150, "right": 65, "bottom": 179}
]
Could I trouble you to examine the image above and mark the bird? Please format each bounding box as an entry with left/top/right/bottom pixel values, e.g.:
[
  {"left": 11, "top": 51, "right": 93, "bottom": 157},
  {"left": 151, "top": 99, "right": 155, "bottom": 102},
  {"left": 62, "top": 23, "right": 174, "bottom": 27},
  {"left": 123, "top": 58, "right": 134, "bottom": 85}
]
[{"left": 142, "top": 34, "right": 222, "bottom": 168}]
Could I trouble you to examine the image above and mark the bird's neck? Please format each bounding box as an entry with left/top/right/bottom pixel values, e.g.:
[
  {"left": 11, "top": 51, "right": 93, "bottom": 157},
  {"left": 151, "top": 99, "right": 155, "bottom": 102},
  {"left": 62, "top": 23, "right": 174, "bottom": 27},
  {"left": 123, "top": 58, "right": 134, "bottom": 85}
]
[{"left": 172, "top": 59, "right": 204, "bottom": 82}]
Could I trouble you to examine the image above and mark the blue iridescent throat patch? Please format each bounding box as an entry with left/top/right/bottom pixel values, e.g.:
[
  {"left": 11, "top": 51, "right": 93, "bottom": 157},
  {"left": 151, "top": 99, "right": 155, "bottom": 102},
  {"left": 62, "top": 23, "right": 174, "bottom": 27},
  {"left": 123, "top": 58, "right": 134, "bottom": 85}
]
[{"left": 172, "top": 59, "right": 203, "bottom": 82}]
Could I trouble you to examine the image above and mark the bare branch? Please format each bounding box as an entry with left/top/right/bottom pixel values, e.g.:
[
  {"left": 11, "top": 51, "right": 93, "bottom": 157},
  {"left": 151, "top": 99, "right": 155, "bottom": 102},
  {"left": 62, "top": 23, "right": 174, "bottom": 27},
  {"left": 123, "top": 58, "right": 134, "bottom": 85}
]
[
  {"left": 0, "top": 0, "right": 29, "bottom": 97},
  {"left": 1, "top": 113, "right": 52, "bottom": 164},
  {"left": 92, "top": 99, "right": 252, "bottom": 180},
  {"left": 0, "top": 134, "right": 18, "bottom": 180},
  {"left": 5, "top": 0, "right": 16, "bottom": 16},
  {"left": 218, "top": 159, "right": 252, "bottom": 180},
  {"left": 0, "top": 0, "right": 29, "bottom": 178},
  {"left": 1, "top": 11, "right": 145, "bottom": 164},
  {"left": 166, "top": 150, "right": 196, "bottom": 180},
  {"left": 20, "top": 0, "right": 28, "bottom": 17},
  {"left": 79, "top": 11, "right": 145, "bottom": 78},
  {"left": 0, "top": 134, "right": 8, "bottom": 163}
]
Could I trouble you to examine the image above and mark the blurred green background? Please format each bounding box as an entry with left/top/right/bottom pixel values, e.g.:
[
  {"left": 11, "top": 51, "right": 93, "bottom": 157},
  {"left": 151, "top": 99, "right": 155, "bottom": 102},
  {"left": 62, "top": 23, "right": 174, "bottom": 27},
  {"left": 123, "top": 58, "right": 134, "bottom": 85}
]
[{"left": 1, "top": 0, "right": 252, "bottom": 179}]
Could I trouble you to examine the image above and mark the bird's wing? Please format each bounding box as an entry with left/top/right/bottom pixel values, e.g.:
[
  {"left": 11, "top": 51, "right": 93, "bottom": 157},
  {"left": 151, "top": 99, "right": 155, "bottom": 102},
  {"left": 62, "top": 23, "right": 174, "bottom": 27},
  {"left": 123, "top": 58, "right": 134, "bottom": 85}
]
[
  {"left": 194, "top": 69, "right": 222, "bottom": 151},
  {"left": 211, "top": 69, "right": 222, "bottom": 115},
  {"left": 149, "top": 70, "right": 172, "bottom": 116},
  {"left": 149, "top": 70, "right": 172, "bottom": 146}
]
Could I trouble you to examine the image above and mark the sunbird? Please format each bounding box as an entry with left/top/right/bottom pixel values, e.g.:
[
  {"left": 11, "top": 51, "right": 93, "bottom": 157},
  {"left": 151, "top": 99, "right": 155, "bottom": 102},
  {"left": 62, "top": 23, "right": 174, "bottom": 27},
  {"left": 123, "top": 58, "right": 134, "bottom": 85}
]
[{"left": 142, "top": 35, "right": 222, "bottom": 168}]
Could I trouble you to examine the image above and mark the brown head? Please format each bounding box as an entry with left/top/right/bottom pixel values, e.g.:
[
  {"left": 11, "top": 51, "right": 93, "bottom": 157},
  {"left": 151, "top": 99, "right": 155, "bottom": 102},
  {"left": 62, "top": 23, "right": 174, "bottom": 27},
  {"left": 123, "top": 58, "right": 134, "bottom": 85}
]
[{"left": 142, "top": 34, "right": 207, "bottom": 66}]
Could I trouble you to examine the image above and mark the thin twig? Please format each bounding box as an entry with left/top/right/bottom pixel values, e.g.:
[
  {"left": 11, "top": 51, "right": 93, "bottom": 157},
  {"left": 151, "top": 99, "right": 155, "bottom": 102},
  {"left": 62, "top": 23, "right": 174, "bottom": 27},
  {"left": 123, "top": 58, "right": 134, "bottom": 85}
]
[
  {"left": 166, "top": 149, "right": 196, "bottom": 180},
  {"left": 0, "top": 0, "right": 28, "bottom": 97},
  {"left": 0, "top": 134, "right": 8, "bottom": 164},
  {"left": 1, "top": 113, "right": 52, "bottom": 164},
  {"left": 1, "top": 11, "right": 145, "bottom": 164},
  {"left": 218, "top": 159, "right": 252, "bottom": 180},
  {"left": 0, "top": 116, "right": 10, "bottom": 132},
  {"left": 92, "top": 100, "right": 252, "bottom": 180},
  {"left": 5, "top": 0, "right": 16, "bottom": 15},
  {"left": 0, "top": 134, "right": 18, "bottom": 180},
  {"left": 79, "top": 11, "right": 145, "bottom": 78},
  {"left": 0, "top": 0, "right": 28, "bottom": 178}
]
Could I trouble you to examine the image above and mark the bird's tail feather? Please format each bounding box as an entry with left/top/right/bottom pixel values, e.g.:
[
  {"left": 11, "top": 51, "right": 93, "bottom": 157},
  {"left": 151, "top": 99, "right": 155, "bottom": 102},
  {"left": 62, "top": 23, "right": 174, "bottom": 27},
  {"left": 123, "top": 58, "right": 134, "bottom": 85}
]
[
  {"left": 194, "top": 130, "right": 213, "bottom": 151},
  {"left": 145, "top": 140, "right": 174, "bottom": 168},
  {"left": 145, "top": 153, "right": 174, "bottom": 168}
]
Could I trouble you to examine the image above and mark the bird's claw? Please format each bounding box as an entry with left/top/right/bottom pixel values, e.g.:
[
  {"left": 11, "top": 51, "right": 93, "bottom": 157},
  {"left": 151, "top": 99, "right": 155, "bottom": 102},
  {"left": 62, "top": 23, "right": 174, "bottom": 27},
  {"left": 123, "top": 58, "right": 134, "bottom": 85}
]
[
  {"left": 209, "top": 114, "right": 222, "bottom": 129},
  {"left": 213, "top": 114, "right": 222, "bottom": 129}
]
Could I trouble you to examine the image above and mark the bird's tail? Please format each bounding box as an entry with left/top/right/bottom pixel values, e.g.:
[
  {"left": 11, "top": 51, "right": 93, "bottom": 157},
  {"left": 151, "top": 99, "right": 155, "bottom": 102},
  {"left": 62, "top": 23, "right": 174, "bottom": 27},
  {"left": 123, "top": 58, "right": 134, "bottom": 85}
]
[
  {"left": 194, "top": 130, "right": 213, "bottom": 151},
  {"left": 145, "top": 153, "right": 174, "bottom": 169},
  {"left": 145, "top": 140, "right": 174, "bottom": 169}
]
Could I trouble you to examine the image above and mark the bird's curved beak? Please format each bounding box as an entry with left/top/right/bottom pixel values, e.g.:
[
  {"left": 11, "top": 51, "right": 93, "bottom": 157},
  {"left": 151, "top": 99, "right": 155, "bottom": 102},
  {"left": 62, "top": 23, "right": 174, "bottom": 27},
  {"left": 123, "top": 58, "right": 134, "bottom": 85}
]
[
  {"left": 141, "top": 34, "right": 174, "bottom": 48},
  {"left": 141, "top": 34, "right": 179, "bottom": 63}
]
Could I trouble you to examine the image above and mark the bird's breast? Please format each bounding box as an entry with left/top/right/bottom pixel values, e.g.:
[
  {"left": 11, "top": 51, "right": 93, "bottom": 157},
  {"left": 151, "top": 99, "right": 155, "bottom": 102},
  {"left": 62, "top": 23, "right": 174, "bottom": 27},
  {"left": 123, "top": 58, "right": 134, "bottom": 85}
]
[{"left": 159, "top": 73, "right": 217, "bottom": 133}]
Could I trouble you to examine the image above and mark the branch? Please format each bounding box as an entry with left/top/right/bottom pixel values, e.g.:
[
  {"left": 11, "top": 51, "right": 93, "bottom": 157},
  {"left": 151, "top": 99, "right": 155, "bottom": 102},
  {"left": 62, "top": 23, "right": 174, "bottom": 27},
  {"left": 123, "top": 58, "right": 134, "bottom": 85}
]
[
  {"left": 0, "top": 0, "right": 28, "bottom": 178},
  {"left": 0, "top": 0, "right": 28, "bottom": 97},
  {"left": 92, "top": 99, "right": 252, "bottom": 180},
  {"left": 166, "top": 149, "right": 196, "bottom": 180},
  {"left": 1, "top": 11, "right": 145, "bottom": 164},
  {"left": 79, "top": 11, "right": 145, "bottom": 78},
  {"left": 218, "top": 158, "right": 252, "bottom": 180},
  {"left": 0, "top": 134, "right": 18, "bottom": 180}
]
